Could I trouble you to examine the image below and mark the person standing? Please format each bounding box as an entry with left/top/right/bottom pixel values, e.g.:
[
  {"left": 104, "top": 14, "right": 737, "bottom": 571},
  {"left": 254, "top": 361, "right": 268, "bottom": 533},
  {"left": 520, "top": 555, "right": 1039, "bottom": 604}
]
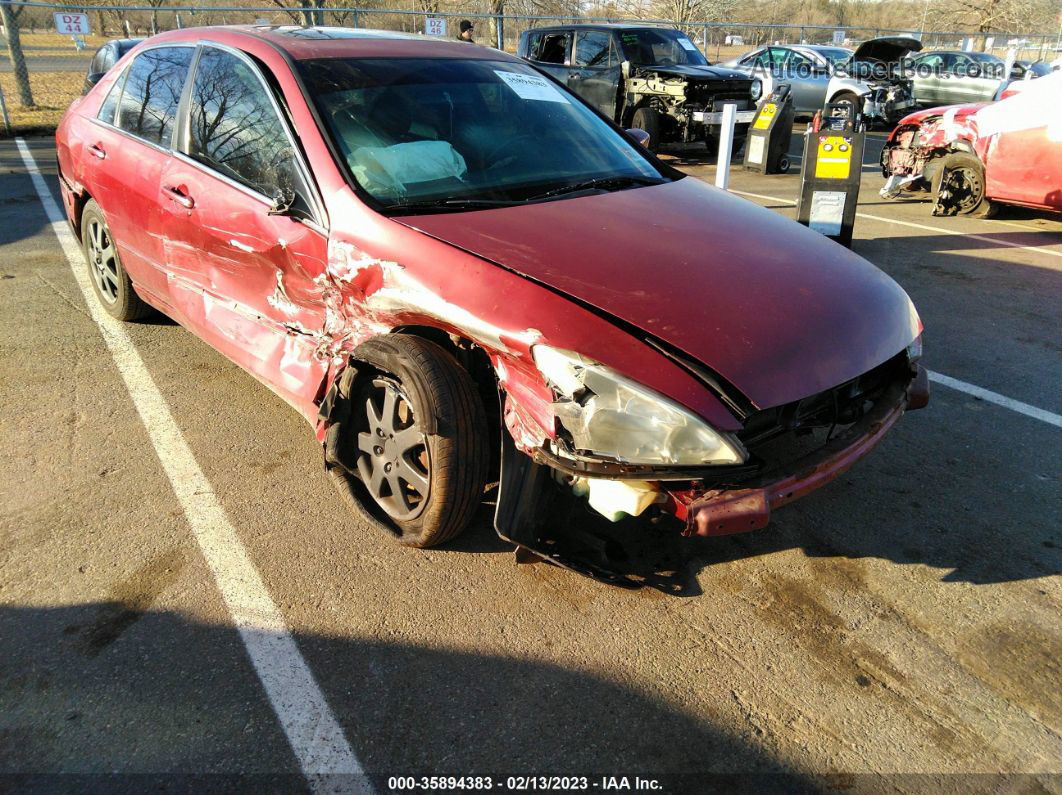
[{"left": 457, "top": 20, "right": 475, "bottom": 43}]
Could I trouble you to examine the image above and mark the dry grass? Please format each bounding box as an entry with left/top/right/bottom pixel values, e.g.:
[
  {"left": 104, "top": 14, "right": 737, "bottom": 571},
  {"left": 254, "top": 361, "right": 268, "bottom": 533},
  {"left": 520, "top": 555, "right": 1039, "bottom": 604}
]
[
  {"left": 0, "top": 71, "right": 82, "bottom": 135},
  {"left": 5, "top": 31, "right": 108, "bottom": 58}
]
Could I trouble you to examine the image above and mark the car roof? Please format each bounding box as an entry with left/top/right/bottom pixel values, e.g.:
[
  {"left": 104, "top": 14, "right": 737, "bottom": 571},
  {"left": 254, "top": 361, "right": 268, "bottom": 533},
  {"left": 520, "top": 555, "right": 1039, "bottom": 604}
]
[
  {"left": 526, "top": 23, "right": 678, "bottom": 32},
  {"left": 145, "top": 25, "right": 523, "bottom": 62}
]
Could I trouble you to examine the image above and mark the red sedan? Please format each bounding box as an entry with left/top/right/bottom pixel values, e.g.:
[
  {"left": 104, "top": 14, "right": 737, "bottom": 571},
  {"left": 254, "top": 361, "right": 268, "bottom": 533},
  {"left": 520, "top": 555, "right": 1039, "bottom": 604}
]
[
  {"left": 880, "top": 71, "right": 1062, "bottom": 217},
  {"left": 57, "top": 26, "right": 927, "bottom": 586}
]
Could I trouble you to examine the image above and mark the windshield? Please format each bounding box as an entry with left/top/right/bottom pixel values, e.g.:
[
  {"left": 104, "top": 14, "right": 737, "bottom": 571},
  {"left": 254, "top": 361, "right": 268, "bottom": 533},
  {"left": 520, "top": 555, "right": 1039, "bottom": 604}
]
[
  {"left": 815, "top": 47, "right": 853, "bottom": 65},
  {"left": 617, "top": 29, "right": 709, "bottom": 67},
  {"left": 299, "top": 58, "right": 665, "bottom": 212},
  {"left": 968, "top": 52, "right": 1003, "bottom": 64}
]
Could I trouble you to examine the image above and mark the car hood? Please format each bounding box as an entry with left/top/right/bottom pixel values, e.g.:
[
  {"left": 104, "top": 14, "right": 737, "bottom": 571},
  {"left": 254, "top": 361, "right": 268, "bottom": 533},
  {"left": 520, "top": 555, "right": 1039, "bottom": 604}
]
[
  {"left": 851, "top": 37, "right": 922, "bottom": 64},
  {"left": 634, "top": 63, "right": 750, "bottom": 81},
  {"left": 397, "top": 178, "right": 919, "bottom": 411}
]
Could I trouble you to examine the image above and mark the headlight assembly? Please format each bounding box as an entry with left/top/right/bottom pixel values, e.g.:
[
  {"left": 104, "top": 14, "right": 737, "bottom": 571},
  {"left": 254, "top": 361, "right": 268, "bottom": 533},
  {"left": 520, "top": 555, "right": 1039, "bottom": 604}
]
[
  {"left": 531, "top": 346, "right": 746, "bottom": 467},
  {"left": 750, "top": 78, "right": 763, "bottom": 102}
]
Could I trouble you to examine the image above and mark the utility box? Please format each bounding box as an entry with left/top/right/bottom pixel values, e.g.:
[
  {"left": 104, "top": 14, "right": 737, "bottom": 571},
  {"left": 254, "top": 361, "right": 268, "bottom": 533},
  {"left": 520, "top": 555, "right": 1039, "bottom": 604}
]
[
  {"left": 743, "top": 84, "right": 795, "bottom": 174},
  {"left": 795, "top": 104, "right": 865, "bottom": 248}
]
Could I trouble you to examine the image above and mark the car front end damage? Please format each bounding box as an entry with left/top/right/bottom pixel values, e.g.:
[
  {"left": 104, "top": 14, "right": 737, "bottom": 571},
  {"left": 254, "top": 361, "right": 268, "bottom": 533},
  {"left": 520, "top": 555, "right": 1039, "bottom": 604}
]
[
  {"left": 493, "top": 341, "right": 929, "bottom": 587},
  {"left": 859, "top": 78, "right": 917, "bottom": 124},
  {"left": 625, "top": 65, "right": 759, "bottom": 144},
  {"left": 880, "top": 105, "right": 985, "bottom": 197}
]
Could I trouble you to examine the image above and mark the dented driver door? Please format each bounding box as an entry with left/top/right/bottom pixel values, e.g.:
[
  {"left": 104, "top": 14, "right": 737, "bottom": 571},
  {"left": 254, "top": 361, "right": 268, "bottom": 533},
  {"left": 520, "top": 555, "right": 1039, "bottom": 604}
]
[{"left": 159, "top": 45, "right": 329, "bottom": 417}]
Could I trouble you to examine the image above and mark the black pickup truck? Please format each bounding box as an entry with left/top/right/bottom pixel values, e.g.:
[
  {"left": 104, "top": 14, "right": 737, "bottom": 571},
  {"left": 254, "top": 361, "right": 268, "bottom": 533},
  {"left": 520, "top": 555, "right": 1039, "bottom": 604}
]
[{"left": 518, "top": 24, "right": 761, "bottom": 151}]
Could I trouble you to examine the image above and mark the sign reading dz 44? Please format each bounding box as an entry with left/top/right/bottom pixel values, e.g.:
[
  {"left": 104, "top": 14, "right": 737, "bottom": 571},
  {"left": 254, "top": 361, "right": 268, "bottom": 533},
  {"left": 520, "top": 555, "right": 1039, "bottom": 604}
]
[{"left": 54, "top": 12, "right": 91, "bottom": 36}]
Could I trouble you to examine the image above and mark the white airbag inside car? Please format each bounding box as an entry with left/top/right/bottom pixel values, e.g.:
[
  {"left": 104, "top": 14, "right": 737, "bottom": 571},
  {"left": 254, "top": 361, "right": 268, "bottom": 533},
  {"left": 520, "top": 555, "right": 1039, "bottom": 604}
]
[{"left": 349, "top": 141, "right": 468, "bottom": 195}]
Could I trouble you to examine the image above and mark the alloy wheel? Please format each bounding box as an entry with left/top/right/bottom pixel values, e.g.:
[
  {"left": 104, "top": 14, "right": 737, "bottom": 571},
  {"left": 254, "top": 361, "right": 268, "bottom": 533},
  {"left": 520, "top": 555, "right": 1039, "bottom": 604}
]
[
  {"left": 356, "top": 377, "right": 431, "bottom": 521},
  {"left": 87, "top": 218, "right": 119, "bottom": 304}
]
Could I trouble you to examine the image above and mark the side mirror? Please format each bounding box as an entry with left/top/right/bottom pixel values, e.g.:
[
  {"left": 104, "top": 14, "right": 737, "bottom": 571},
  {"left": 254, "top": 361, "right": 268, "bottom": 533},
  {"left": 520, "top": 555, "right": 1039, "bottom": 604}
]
[
  {"left": 626, "top": 128, "right": 651, "bottom": 148},
  {"left": 82, "top": 72, "right": 105, "bottom": 95},
  {"left": 268, "top": 185, "right": 297, "bottom": 216}
]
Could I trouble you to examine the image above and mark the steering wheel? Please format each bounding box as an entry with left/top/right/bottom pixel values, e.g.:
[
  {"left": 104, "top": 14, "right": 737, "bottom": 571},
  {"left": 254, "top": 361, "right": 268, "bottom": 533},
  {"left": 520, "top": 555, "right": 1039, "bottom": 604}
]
[{"left": 482, "top": 133, "right": 537, "bottom": 170}]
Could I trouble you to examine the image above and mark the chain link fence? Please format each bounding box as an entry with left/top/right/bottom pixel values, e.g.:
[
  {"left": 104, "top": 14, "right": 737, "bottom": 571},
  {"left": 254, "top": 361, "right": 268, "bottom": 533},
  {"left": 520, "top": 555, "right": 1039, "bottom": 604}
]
[{"left": 1, "top": 0, "right": 1059, "bottom": 134}]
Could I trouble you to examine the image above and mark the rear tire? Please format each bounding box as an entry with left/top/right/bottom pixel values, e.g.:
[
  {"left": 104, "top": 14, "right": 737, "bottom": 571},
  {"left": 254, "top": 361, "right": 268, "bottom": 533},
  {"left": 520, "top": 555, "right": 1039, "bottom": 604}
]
[
  {"left": 631, "top": 106, "right": 662, "bottom": 153},
  {"left": 332, "top": 334, "right": 489, "bottom": 548},
  {"left": 931, "top": 152, "right": 997, "bottom": 218},
  {"left": 80, "top": 199, "right": 152, "bottom": 321}
]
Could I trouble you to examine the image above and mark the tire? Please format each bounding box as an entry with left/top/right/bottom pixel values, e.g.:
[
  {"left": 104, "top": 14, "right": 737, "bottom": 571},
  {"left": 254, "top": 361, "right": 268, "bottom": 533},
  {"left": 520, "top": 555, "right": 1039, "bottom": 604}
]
[
  {"left": 80, "top": 199, "right": 152, "bottom": 321},
  {"left": 332, "top": 334, "right": 489, "bottom": 548},
  {"left": 829, "top": 91, "right": 862, "bottom": 121},
  {"left": 931, "top": 151, "right": 997, "bottom": 218},
  {"left": 777, "top": 155, "right": 790, "bottom": 174},
  {"left": 631, "top": 106, "right": 662, "bottom": 153}
]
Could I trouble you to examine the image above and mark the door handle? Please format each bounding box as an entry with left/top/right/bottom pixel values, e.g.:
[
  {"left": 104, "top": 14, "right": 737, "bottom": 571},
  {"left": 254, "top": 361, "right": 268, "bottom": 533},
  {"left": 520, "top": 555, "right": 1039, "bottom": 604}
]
[
  {"left": 88, "top": 143, "right": 106, "bottom": 160},
  {"left": 163, "top": 185, "right": 195, "bottom": 209}
]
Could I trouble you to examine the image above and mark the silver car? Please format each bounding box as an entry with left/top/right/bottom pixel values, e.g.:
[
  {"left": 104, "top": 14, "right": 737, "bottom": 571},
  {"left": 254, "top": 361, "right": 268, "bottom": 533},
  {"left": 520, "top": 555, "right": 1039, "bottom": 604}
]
[
  {"left": 724, "top": 44, "right": 852, "bottom": 114},
  {"left": 908, "top": 50, "right": 1008, "bottom": 106},
  {"left": 726, "top": 38, "right": 920, "bottom": 124}
]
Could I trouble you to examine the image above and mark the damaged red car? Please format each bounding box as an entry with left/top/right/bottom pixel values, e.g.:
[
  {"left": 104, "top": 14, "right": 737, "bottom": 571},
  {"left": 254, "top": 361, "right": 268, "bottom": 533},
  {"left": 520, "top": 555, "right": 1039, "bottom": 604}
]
[
  {"left": 880, "top": 70, "right": 1062, "bottom": 217},
  {"left": 56, "top": 26, "right": 928, "bottom": 586}
]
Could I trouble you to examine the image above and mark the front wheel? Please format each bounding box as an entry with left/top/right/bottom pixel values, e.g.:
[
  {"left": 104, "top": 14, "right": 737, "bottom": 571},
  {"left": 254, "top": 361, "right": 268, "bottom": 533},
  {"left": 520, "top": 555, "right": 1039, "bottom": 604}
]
[
  {"left": 829, "top": 91, "right": 862, "bottom": 121},
  {"left": 931, "top": 152, "right": 997, "bottom": 218},
  {"left": 630, "top": 106, "right": 662, "bottom": 153},
  {"left": 330, "top": 334, "right": 490, "bottom": 548}
]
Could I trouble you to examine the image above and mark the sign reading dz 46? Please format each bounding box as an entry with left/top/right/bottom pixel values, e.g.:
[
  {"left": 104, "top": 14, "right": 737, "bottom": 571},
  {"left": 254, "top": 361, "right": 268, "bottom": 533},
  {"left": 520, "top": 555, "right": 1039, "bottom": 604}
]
[{"left": 54, "top": 12, "right": 91, "bottom": 36}]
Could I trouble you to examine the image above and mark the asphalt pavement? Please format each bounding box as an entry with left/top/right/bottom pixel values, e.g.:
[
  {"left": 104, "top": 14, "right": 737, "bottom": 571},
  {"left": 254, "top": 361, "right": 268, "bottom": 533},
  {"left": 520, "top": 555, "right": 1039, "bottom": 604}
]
[{"left": 1, "top": 135, "right": 1059, "bottom": 791}]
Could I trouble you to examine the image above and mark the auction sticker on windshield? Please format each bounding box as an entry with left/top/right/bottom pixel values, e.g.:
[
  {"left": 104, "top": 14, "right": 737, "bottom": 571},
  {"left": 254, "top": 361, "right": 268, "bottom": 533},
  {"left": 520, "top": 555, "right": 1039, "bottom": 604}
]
[
  {"left": 678, "top": 37, "right": 698, "bottom": 51},
  {"left": 495, "top": 70, "right": 571, "bottom": 104}
]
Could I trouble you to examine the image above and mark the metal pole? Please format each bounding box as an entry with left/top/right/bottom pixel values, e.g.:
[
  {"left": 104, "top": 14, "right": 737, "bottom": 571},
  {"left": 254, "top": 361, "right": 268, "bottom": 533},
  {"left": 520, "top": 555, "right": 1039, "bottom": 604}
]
[
  {"left": 0, "top": 1, "right": 33, "bottom": 107},
  {"left": 495, "top": 14, "right": 503, "bottom": 51},
  {"left": 0, "top": 83, "right": 11, "bottom": 135},
  {"left": 715, "top": 103, "right": 736, "bottom": 191}
]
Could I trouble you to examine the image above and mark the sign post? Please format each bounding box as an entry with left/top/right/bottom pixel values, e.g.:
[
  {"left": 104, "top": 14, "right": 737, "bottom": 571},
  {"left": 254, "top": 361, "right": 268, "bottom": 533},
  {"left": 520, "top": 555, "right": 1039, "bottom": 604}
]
[{"left": 53, "top": 12, "right": 91, "bottom": 36}]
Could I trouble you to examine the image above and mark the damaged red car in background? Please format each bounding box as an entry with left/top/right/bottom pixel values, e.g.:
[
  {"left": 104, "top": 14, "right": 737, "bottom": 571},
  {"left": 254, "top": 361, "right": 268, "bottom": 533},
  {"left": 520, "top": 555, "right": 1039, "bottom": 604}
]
[
  {"left": 56, "top": 26, "right": 928, "bottom": 587},
  {"left": 880, "top": 70, "right": 1062, "bottom": 217}
]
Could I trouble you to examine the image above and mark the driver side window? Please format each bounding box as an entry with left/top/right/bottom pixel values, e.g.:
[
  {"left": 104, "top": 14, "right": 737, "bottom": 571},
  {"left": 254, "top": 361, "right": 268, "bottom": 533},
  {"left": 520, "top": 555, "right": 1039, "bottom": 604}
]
[{"left": 187, "top": 47, "right": 300, "bottom": 200}]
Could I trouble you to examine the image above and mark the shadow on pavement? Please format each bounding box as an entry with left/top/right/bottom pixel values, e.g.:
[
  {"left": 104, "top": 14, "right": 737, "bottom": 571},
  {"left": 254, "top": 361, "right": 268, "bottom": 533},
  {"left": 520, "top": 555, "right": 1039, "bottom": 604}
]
[{"left": 0, "top": 604, "right": 814, "bottom": 790}]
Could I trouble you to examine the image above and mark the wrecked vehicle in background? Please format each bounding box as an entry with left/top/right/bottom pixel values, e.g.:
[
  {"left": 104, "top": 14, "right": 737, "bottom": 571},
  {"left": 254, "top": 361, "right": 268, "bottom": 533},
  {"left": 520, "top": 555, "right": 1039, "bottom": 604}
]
[
  {"left": 880, "top": 71, "right": 1062, "bottom": 217},
  {"left": 825, "top": 36, "right": 922, "bottom": 124},
  {"left": 57, "top": 26, "right": 928, "bottom": 588},
  {"left": 519, "top": 24, "right": 761, "bottom": 151}
]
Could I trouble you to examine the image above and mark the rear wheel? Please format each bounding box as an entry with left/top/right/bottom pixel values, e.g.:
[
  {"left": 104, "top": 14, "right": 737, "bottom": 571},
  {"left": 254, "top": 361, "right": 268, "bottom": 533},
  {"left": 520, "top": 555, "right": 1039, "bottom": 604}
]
[
  {"left": 80, "top": 199, "right": 152, "bottom": 321},
  {"left": 931, "top": 151, "right": 997, "bottom": 218},
  {"left": 631, "top": 106, "right": 662, "bottom": 153},
  {"left": 330, "top": 334, "right": 489, "bottom": 548}
]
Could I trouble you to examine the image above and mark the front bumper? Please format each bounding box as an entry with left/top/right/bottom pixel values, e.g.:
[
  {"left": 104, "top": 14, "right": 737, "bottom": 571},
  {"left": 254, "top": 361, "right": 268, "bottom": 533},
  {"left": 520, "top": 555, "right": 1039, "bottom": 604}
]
[
  {"left": 692, "top": 109, "right": 757, "bottom": 125},
  {"left": 673, "top": 365, "right": 929, "bottom": 536}
]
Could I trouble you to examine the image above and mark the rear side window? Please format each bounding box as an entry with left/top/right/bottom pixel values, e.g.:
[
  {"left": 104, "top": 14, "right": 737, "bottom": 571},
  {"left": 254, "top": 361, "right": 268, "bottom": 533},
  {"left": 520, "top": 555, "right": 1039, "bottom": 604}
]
[
  {"left": 187, "top": 47, "right": 298, "bottom": 198},
  {"left": 574, "top": 31, "right": 613, "bottom": 68},
  {"left": 116, "top": 47, "right": 194, "bottom": 145},
  {"left": 537, "top": 32, "right": 571, "bottom": 65},
  {"left": 97, "top": 69, "right": 126, "bottom": 124}
]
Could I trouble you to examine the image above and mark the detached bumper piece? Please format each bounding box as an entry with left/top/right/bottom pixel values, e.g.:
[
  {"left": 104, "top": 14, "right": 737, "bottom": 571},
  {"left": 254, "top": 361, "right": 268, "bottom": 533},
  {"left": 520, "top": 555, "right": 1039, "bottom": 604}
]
[{"left": 679, "top": 365, "right": 928, "bottom": 537}]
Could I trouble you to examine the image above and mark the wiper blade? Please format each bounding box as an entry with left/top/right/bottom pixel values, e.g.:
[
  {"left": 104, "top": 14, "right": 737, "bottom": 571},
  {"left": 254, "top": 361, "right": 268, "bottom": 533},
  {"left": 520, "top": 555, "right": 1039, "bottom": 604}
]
[
  {"left": 389, "top": 197, "right": 525, "bottom": 213},
  {"left": 526, "top": 176, "right": 663, "bottom": 201}
]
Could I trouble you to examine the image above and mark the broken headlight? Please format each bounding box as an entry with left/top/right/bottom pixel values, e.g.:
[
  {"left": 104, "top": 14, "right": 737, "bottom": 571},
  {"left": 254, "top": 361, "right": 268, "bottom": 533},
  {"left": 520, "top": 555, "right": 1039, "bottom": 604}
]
[{"left": 532, "top": 346, "right": 746, "bottom": 466}]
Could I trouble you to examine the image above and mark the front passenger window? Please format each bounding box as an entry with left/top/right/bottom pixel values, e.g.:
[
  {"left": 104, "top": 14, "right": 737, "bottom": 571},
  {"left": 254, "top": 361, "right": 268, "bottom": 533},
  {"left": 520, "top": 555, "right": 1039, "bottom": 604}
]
[{"left": 187, "top": 47, "right": 300, "bottom": 201}]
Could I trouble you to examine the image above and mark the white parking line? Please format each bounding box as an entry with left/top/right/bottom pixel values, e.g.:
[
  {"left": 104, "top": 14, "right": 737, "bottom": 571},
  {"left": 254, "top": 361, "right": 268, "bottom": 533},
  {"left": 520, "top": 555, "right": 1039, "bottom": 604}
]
[
  {"left": 15, "top": 140, "right": 370, "bottom": 792},
  {"left": 928, "top": 372, "right": 1062, "bottom": 429},
  {"left": 729, "top": 188, "right": 1062, "bottom": 263}
]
